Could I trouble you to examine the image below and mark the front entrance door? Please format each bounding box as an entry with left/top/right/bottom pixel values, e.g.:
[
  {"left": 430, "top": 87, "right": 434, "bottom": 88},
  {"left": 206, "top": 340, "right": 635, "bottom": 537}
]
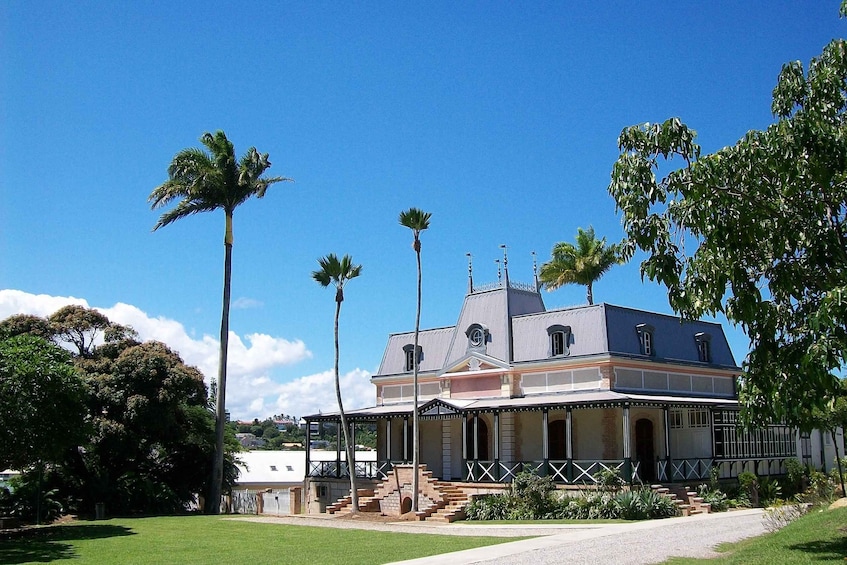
[{"left": 635, "top": 418, "right": 655, "bottom": 482}]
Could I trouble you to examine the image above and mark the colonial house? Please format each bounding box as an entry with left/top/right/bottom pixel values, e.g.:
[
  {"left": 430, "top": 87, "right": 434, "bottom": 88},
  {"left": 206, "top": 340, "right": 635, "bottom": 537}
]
[{"left": 304, "top": 261, "right": 843, "bottom": 510}]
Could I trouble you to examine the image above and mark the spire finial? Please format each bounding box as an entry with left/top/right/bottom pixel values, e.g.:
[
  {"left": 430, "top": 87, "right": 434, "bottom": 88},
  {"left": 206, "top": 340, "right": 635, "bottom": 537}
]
[
  {"left": 500, "top": 244, "right": 509, "bottom": 286},
  {"left": 495, "top": 259, "right": 501, "bottom": 282},
  {"left": 466, "top": 252, "right": 473, "bottom": 294},
  {"left": 532, "top": 250, "right": 540, "bottom": 291}
]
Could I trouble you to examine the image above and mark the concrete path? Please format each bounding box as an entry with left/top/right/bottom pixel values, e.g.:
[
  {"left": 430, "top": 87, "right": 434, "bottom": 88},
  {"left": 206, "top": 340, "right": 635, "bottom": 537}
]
[
  {"left": 386, "top": 509, "right": 766, "bottom": 565},
  {"left": 239, "top": 508, "right": 767, "bottom": 565}
]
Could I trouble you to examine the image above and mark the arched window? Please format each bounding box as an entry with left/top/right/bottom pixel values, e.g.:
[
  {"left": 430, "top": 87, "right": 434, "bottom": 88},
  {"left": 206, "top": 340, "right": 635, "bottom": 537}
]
[
  {"left": 636, "top": 324, "right": 655, "bottom": 356},
  {"left": 403, "top": 344, "right": 422, "bottom": 371},
  {"left": 694, "top": 332, "right": 712, "bottom": 363},
  {"left": 547, "top": 325, "right": 571, "bottom": 357}
]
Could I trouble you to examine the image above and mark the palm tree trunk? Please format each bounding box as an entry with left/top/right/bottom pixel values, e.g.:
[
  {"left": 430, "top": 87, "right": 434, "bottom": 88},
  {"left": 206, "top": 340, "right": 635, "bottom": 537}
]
[
  {"left": 335, "top": 298, "right": 358, "bottom": 512},
  {"left": 209, "top": 212, "right": 233, "bottom": 515},
  {"left": 586, "top": 282, "right": 594, "bottom": 305},
  {"left": 412, "top": 243, "right": 422, "bottom": 513}
]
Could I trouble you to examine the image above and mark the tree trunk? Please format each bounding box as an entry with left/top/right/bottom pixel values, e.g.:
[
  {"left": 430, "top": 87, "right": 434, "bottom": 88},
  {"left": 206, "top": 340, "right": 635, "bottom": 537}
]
[
  {"left": 586, "top": 282, "right": 594, "bottom": 305},
  {"left": 335, "top": 298, "right": 358, "bottom": 512},
  {"left": 412, "top": 242, "right": 422, "bottom": 512},
  {"left": 833, "top": 429, "right": 845, "bottom": 498},
  {"left": 209, "top": 212, "right": 233, "bottom": 514}
]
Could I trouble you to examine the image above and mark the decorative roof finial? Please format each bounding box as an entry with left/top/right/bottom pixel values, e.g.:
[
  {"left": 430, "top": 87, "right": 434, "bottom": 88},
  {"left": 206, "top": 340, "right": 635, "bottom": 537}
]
[
  {"left": 500, "top": 244, "right": 509, "bottom": 286},
  {"left": 532, "top": 250, "right": 540, "bottom": 291},
  {"left": 494, "top": 259, "right": 501, "bottom": 282},
  {"left": 466, "top": 252, "right": 473, "bottom": 294}
]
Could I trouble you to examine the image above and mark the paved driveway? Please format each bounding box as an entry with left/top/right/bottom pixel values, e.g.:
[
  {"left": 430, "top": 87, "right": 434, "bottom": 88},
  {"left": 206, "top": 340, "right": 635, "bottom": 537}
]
[
  {"left": 242, "top": 508, "right": 766, "bottom": 565},
  {"left": 387, "top": 509, "right": 766, "bottom": 565}
]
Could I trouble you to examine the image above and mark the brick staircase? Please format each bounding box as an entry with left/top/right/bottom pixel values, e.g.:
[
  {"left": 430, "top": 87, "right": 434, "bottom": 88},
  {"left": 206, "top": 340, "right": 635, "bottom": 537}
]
[
  {"left": 327, "top": 466, "right": 471, "bottom": 522},
  {"left": 651, "top": 484, "right": 711, "bottom": 516}
]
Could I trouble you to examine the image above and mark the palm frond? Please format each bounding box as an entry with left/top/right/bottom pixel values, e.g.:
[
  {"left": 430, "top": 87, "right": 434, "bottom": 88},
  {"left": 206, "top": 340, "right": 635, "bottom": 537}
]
[
  {"left": 399, "top": 208, "right": 432, "bottom": 232},
  {"left": 313, "top": 254, "right": 363, "bottom": 289},
  {"left": 152, "top": 199, "right": 220, "bottom": 231},
  {"left": 539, "top": 226, "right": 623, "bottom": 296}
]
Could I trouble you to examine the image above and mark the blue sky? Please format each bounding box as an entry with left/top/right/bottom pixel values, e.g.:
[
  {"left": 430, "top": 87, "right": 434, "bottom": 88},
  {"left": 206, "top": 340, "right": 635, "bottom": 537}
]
[{"left": 2, "top": 2, "right": 844, "bottom": 420}]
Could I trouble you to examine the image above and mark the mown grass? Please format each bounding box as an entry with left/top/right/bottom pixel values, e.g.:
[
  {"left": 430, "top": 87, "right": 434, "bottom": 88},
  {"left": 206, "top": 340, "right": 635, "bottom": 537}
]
[
  {"left": 666, "top": 506, "right": 847, "bottom": 564},
  {"left": 0, "top": 515, "right": 524, "bottom": 565}
]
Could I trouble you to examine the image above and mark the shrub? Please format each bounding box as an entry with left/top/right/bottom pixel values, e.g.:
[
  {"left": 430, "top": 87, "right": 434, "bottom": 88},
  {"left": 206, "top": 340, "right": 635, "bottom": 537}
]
[
  {"left": 464, "top": 494, "right": 513, "bottom": 520},
  {"left": 594, "top": 468, "right": 625, "bottom": 492},
  {"left": 738, "top": 471, "right": 759, "bottom": 507},
  {"left": 801, "top": 469, "right": 837, "bottom": 505},
  {"left": 758, "top": 477, "right": 783, "bottom": 507},
  {"left": 510, "top": 469, "right": 555, "bottom": 518},
  {"left": 0, "top": 474, "right": 64, "bottom": 524},
  {"left": 785, "top": 458, "right": 806, "bottom": 496},
  {"left": 697, "top": 483, "right": 729, "bottom": 512}
]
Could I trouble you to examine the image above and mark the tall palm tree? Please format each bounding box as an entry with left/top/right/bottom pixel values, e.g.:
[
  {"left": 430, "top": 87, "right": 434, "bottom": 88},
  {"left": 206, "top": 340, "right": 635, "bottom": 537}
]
[
  {"left": 312, "top": 253, "right": 363, "bottom": 513},
  {"left": 398, "top": 207, "right": 431, "bottom": 513},
  {"left": 149, "top": 130, "right": 291, "bottom": 514},
  {"left": 539, "top": 226, "right": 622, "bottom": 305}
]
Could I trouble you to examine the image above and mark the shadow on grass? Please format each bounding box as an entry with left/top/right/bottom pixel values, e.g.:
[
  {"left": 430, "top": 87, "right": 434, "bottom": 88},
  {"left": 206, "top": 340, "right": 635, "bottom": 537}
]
[
  {"left": 0, "top": 524, "right": 134, "bottom": 564},
  {"left": 789, "top": 538, "right": 847, "bottom": 561}
]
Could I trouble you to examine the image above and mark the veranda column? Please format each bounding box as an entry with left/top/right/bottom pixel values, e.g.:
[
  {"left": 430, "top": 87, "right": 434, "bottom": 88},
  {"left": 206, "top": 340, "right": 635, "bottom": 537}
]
[
  {"left": 542, "top": 408, "right": 549, "bottom": 477},
  {"left": 566, "top": 406, "right": 573, "bottom": 482},
  {"left": 403, "top": 417, "right": 409, "bottom": 463},
  {"left": 336, "top": 421, "right": 342, "bottom": 478},
  {"left": 350, "top": 422, "right": 357, "bottom": 479},
  {"left": 473, "top": 413, "right": 479, "bottom": 460},
  {"left": 494, "top": 411, "right": 500, "bottom": 480},
  {"left": 622, "top": 404, "right": 632, "bottom": 482},
  {"left": 305, "top": 418, "right": 312, "bottom": 477},
  {"left": 385, "top": 419, "right": 392, "bottom": 462},
  {"left": 462, "top": 415, "right": 469, "bottom": 480},
  {"left": 663, "top": 405, "right": 671, "bottom": 482}
]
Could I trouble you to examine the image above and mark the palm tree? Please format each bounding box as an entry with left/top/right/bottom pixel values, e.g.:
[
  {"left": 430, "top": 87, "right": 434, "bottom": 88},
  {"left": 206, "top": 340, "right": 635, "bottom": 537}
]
[
  {"left": 539, "top": 226, "right": 621, "bottom": 305},
  {"left": 312, "top": 253, "right": 363, "bottom": 513},
  {"left": 149, "top": 130, "right": 291, "bottom": 514},
  {"left": 398, "top": 207, "right": 431, "bottom": 513}
]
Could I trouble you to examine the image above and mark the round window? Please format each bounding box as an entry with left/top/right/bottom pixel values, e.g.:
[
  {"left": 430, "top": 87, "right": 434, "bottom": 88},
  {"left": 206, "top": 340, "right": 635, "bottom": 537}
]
[{"left": 470, "top": 328, "right": 484, "bottom": 347}]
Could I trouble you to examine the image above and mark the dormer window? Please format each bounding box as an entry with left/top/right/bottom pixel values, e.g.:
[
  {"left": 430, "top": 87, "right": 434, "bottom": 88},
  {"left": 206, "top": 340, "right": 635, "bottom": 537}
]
[
  {"left": 695, "top": 332, "right": 712, "bottom": 362},
  {"left": 403, "top": 344, "right": 422, "bottom": 371},
  {"left": 465, "top": 323, "right": 489, "bottom": 352},
  {"left": 636, "top": 324, "right": 655, "bottom": 356},
  {"left": 547, "top": 324, "right": 571, "bottom": 357}
]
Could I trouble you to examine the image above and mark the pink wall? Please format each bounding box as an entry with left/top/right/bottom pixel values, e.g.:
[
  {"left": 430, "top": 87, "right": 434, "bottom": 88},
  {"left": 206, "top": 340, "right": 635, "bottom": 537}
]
[{"left": 451, "top": 375, "right": 501, "bottom": 398}]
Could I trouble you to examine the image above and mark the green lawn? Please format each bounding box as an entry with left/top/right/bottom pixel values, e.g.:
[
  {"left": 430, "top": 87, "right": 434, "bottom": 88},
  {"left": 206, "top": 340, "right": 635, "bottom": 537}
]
[
  {"left": 0, "top": 515, "right": 524, "bottom": 565},
  {"left": 666, "top": 506, "right": 847, "bottom": 564}
]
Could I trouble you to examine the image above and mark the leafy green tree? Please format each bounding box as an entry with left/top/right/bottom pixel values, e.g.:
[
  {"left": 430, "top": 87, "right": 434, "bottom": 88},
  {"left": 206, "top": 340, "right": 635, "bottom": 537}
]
[
  {"left": 0, "top": 335, "right": 87, "bottom": 471},
  {"left": 0, "top": 314, "right": 54, "bottom": 341},
  {"left": 149, "top": 130, "right": 291, "bottom": 513},
  {"left": 312, "top": 253, "right": 363, "bottom": 512},
  {"left": 608, "top": 37, "right": 847, "bottom": 428},
  {"left": 399, "top": 207, "right": 431, "bottom": 512},
  {"left": 48, "top": 305, "right": 113, "bottom": 357},
  {"left": 811, "top": 379, "right": 847, "bottom": 496},
  {"left": 539, "top": 226, "right": 622, "bottom": 305},
  {"left": 71, "top": 339, "right": 228, "bottom": 515}
]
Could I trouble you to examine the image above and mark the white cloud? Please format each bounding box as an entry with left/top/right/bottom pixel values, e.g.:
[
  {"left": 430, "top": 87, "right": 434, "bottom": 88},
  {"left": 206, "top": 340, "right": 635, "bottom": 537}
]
[
  {"left": 0, "top": 289, "right": 359, "bottom": 421},
  {"left": 261, "top": 368, "right": 375, "bottom": 420},
  {"left": 232, "top": 297, "right": 263, "bottom": 309}
]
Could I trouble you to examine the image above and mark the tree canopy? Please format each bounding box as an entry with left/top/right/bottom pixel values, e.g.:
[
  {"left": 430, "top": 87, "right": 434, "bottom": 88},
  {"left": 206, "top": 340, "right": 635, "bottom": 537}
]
[
  {"left": 608, "top": 38, "right": 847, "bottom": 427},
  {"left": 0, "top": 308, "right": 234, "bottom": 518},
  {"left": 539, "top": 226, "right": 622, "bottom": 305},
  {"left": 0, "top": 334, "right": 87, "bottom": 471}
]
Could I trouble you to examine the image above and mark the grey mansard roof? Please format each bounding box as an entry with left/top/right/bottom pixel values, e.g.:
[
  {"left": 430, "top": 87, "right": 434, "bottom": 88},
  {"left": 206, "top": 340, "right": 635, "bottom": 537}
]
[{"left": 373, "top": 279, "right": 739, "bottom": 378}]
